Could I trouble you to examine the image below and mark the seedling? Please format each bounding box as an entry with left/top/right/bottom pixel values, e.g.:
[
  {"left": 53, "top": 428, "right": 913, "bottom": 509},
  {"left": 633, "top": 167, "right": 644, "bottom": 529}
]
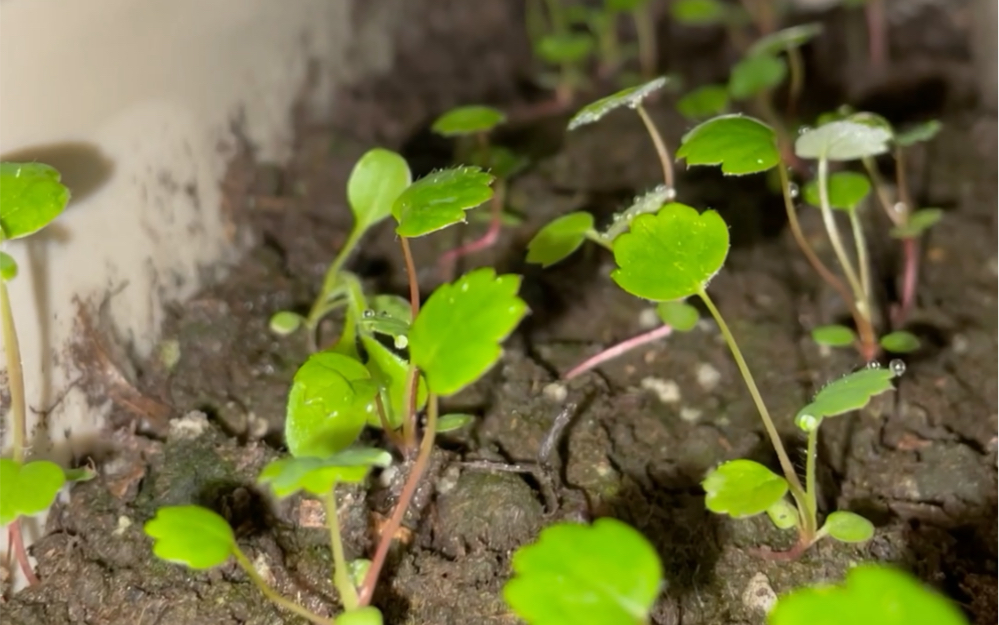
[
  {"left": 745, "top": 23, "right": 823, "bottom": 118},
  {"left": 535, "top": 31, "right": 596, "bottom": 106},
  {"left": 504, "top": 518, "right": 663, "bottom": 625}
]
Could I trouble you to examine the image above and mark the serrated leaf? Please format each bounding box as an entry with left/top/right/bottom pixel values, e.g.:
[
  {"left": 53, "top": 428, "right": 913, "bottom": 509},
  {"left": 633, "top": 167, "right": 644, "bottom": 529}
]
[
  {"left": 728, "top": 54, "right": 787, "bottom": 100},
  {"left": 810, "top": 324, "right": 857, "bottom": 347},
  {"left": 393, "top": 167, "right": 494, "bottom": 238},
  {"left": 269, "top": 311, "right": 303, "bottom": 336},
  {"left": 612, "top": 203, "right": 730, "bottom": 301},
  {"left": 526, "top": 212, "right": 594, "bottom": 267},
  {"left": 894, "top": 120, "right": 942, "bottom": 147},
  {"left": 409, "top": 268, "right": 528, "bottom": 397},
  {"left": 821, "top": 511, "right": 874, "bottom": 543},
  {"left": 769, "top": 564, "right": 968, "bottom": 625},
  {"left": 143, "top": 506, "right": 235, "bottom": 569},
  {"left": 504, "top": 518, "right": 662, "bottom": 625},
  {"left": 285, "top": 352, "right": 378, "bottom": 458},
  {"left": 0, "top": 162, "right": 71, "bottom": 241},
  {"left": 767, "top": 498, "right": 799, "bottom": 530},
  {"left": 0, "top": 251, "right": 17, "bottom": 281},
  {"left": 567, "top": 77, "right": 670, "bottom": 130},
  {"left": 432, "top": 105, "right": 507, "bottom": 137},
  {"left": 0, "top": 459, "right": 66, "bottom": 526},
  {"left": 602, "top": 185, "right": 675, "bottom": 241},
  {"left": 258, "top": 448, "right": 392, "bottom": 498},
  {"left": 361, "top": 335, "right": 427, "bottom": 429},
  {"left": 537, "top": 33, "right": 595, "bottom": 65},
  {"left": 437, "top": 413, "right": 475, "bottom": 433},
  {"left": 670, "top": 0, "right": 726, "bottom": 24},
  {"left": 748, "top": 23, "right": 823, "bottom": 57},
  {"left": 655, "top": 300, "right": 699, "bottom": 331},
  {"left": 803, "top": 171, "right": 871, "bottom": 212},
  {"left": 347, "top": 149, "right": 412, "bottom": 233},
  {"left": 677, "top": 84, "right": 730, "bottom": 120},
  {"left": 677, "top": 115, "right": 780, "bottom": 175},
  {"left": 795, "top": 121, "right": 892, "bottom": 161},
  {"left": 890, "top": 208, "right": 943, "bottom": 238},
  {"left": 796, "top": 367, "right": 897, "bottom": 426},
  {"left": 879, "top": 331, "right": 920, "bottom": 353},
  {"left": 702, "top": 460, "right": 789, "bottom": 518}
]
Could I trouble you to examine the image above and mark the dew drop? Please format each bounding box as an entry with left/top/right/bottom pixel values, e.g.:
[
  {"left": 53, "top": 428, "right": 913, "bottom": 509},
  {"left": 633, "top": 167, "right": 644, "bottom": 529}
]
[
  {"left": 889, "top": 359, "right": 906, "bottom": 377},
  {"left": 663, "top": 186, "right": 677, "bottom": 201},
  {"left": 363, "top": 309, "right": 375, "bottom": 318},
  {"left": 394, "top": 335, "right": 409, "bottom": 349},
  {"left": 892, "top": 201, "right": 907, "bottom": 214},
  {"left": 866, "top": 360, "right": 882, "bottom": 369},
  {"left": 798, "top": 125, "right": 813, "bottom": 135},
  {"left": 795, "top": 413, "right": 820, "bottom": 432},
  {"left": 788, "top": 182, "right": 800, "bottom": 199}
]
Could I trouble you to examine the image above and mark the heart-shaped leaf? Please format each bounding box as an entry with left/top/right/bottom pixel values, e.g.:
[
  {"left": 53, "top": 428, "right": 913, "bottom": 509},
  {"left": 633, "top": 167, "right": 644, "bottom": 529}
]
[
  {"left": 347, "top": 149, "right": 412, "bottom": 233},
  {"left": 612, "top": 203, "right": 730, "bottom": 301},
  {"left": 655, "top": 300, "right": 699, "bottom": 332},
  {"left": 504, "top": 518, "right": 662, "bottom": 625},
  {"left": 0, "top": 162, "right": 71, "bottom": 240},
  {"left": 536, "top": 33, "right": 595, "bottom": 65},
  {"left": 803, "top": 171, "right": 871, "bottom": 212},
  {"left": 811, "top": 324, "right": 857, "bottom": 347},
  {"left": 677, "top": 84, "right": 730, "bottom": 120},
  {"left": 0, "top": 251, "right": 18, "bottom": 281},
  {"left": 748, "top": 23, "right": 823, "bottom": 57},
  {"left": 728, "top": 54, "right": 787, "bottom": 100},
  {"left": 360, "top": 335, "right": 428, "bottom": 429},
  {"left": 820, "top": 510, "right": 874, "bottom": 543},
  {"left": 879, "top": 331, "right": 921, "bottom": 353},
  {"left": 526, "top": 212, "right": 595, "bottom": 267},
  {"left": 567, "top": 76, "right": 670, "bottom": 130},
  {"left": 0, "top": 459, "right": 66, "bottom": 526},
  {"left": 677, "top": 115, "right": 780, "bottom": 175},
  {"left": 894, "top": 120, "right": 942, "bottom": 147},
  {"left": 890, "top": 208, "right": 943, "bottom": 238},
  {"left": 670, "top": 0, "right": 727, "bottom": 25},
  {"left": 258, "top": 448, "right": 392, "bottom": 498},
  {"left": 144, "top": 505, "right": 235, "bottom": 569},
  {"left": 702, "top": 459, "right": 789, "bottom": 518},
  {"left": 409, "top": 268, "right": 528, "bottom": 397},
  {"left": 766, "top": 498, "right": 799, "bottom": 530},
  {"left": 795, "top": 366, "right": 898, "bottom": 430},
  {"left": 432, "top": 105, "right": 507, "bottom": 137},
  {"left": 393, "top": 167, "right": 494, "bottom": 238},
  {"left": 795, "top": 121, "right": 892, "bottom": 161},
  {"left": 285, "top": 352, "right": 378, "bottom": 457}
]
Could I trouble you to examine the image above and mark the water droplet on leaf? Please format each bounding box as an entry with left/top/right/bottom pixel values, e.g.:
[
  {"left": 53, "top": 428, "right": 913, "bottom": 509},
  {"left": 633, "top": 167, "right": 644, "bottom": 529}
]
[
  {"left": 788, "top": 182, "right": 799, "bottom": 198},
  {"left": 798, "top": 126, "right": 812, "bottom": 135},
  {"left": 889, "top": 359, "right": 906, "bottom": 377},
  {"left": 866, "top": 360, "right": 881, "bottom": 369},
  {"left": 892, "top": 202, "right": 907, "bottom": 214},
  {"left": 394, "top": 334, "right": 408, "bottom": 349},
  {"left": 663, "top": 186, "right": 677, "bottom": 201},
  {"left": 363, "top": 309, "right": 375, "bottom": 318}
]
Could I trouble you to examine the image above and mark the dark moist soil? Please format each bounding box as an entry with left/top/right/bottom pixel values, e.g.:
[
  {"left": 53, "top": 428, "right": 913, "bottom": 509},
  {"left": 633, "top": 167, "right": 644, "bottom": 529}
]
[{"left": 7, "top": 2, "right": 997, "bottom": 624}]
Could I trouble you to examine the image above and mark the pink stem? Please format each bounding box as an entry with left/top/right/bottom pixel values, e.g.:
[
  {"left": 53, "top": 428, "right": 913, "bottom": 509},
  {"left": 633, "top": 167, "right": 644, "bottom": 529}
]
[
  {"left": 563, "top": 324, "right": 674, "bottom": 380},
  {"left": 893, "top": 237, "right": 920, "bottom": 327},
  {"left": 866, "top": 0, "right": 887, "bottom": 69},
  {"left": 9, "top": 519, "right": 38, "bottom": 586},
  {"left": 438, "top": 193, "right": 504, "bottom": 279}
]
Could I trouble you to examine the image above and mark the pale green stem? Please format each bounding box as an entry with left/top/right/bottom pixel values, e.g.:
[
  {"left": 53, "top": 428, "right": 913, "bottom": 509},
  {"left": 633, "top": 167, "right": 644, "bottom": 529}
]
[
  {"left": 817, "top": 157, "right": 867, "bottom": 317},
  {"left": 0, "top": 278, "right": 26, "bottom": 463},
  {"left": 635, "top": 105, "right": 674, "bottom": 191},
  {"left": 786, "top": 46, "right": 804, "bottom": 117},
  {"left": 861, "top": 156, "right": 902, "bottom": 225},
  {"left": 803, "top": 426, "right": 819, "bottom": 539},
  {"left": 849, "top": 209, "right": 871, "bottom": 304},
  {"left": 232, "top": 547, "right": 332, "bottom": 625},
  {"left": 323, "top": 489, "right": 358, "bottom": 611},
  {"left": 584, "top": 230, "right": 615, "bottom": 251}
]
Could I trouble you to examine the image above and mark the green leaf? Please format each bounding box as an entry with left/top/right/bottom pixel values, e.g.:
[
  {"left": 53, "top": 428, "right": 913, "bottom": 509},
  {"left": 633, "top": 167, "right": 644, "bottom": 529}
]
[
  {"left": 567, "top": 76, "right": 670, "bottom": 130},
  {"left": 285, "top": 352, "right": 378, "bottom": 458},
  {"left": 393, "top": 167, "right": 495, "bottom": 238},
  {"left": 0, "top": 251, "right": 18, "bottom": 281},
  {"left": 677, "top": 115, "right": 780, "bottom": 175},
  {"left": 728, "top": 54, "right": 787, "bottom": 100},
  {"left": 536, "top": 33, "right": 595, "bottom": 65},
  {"left": 803, "top": 171, "right": 871, "bottom": 212},
  {"left": 702, "top": 459, "right": 789, "bottom": 518},
  {"left": 795, "top": 367, "right": 897, "bottom": 430},
  {"left": 890, "top": 208, "right": 943, "bottom": 238},
  {"left": 769, "top": 564, "right": 968, "bottom": 625},
  {"left": 0, "top": 459, "right": 66, "bottom": 526},
  {"left": 482, "top": 146, "right": 529, "bottom": 179},
  {"left": 677, "top": 84, "right": 730, "bottom": 120},
  {"left": 360, "top": 335, "right": 427, "bottom": 429},
  {"left": 766, "top": 498, "right": 799, "bottom": 530},
  {"left": 602, "top": 185, "right": 675, "bottom": 241},
  {"left": 269, "top": 311, "right": 303, "bottom": 336},
  {"left": 880, "top": 331, "right": 920, "bottom": 353},
  {"left": 795, "top": 121, "right": 892, "bottom": 161},
  {"left": 611, "top": 203, "right": 730, "bottom": 301},
  {"left": 810, "top": 324, "right": 857, "bottom": 347},
  {"left": 655, "top": 300, "right": 699, "bottom": 332},
  {"left": 143, "top": 506, "right": 235, "bottom": 569},
  {"left": 748, "top": 23, "right": 823, "bottom": 57},
  {"left": 820, "top": 511, "right": 874, "bottom": 543},
  {"left": 347, "top": 149, "right": 412, "bottom": 233},
  {"left": 257, "top": 448, "right": 392, "bottom": 498},
  {"left": 359, "top": 297, "right": 411, "bottom": 348},
  {"left": 410, "top": 268, "right": 528, "bottom": 397},
  {"left": 337, "top": 607, "right": 385, "bottom": 625},
  {"left": 432, "top": 105, "right": 507, "bottom": 137},
  {"left": 504, "top": 518, "right": 662, "bottom": 625},
  {"left": 607, "top": 0, "right": 649, "bottom": 12},
  {"left": 526, "top": 212, "right": 594, "bottom": 267},
  {"left": 64, "top": 466, "right": 97, "bottom": 482},
  {"left": 894, "top": 120, "right": 942, "bottom": 147},
  {"left": 437, "top": 413, "right": 475, "bottom": 433},
  {"left": 670, "top": 0, "right": 726, "bottom": 25},
  {"left": 0, "top": 162, "right": 71, "bottom": 240}
]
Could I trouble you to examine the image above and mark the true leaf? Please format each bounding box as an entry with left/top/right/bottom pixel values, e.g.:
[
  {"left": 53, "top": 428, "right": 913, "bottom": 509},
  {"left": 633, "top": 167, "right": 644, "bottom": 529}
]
[
  {"left": 677, "top": 115, "right": 780, "bottom": 175},
  {"left": 269, "top": 311, "right": 303, "bottom": 336},
  {"left": 894, "top": 120, "right": 942, "bottom": 147},
  {"left": 676, "top": 84, "right": 730, "bottom": 120},
  {"left": 347, "top": 149, "right": 412, "bottom": 233},
  {"left": 811, "top": 324, "right": 857, "bottom": 347},
  {"left": 702, "top": 459, "right": 789, "bottom": 518},
  {"left": 0, "top": 459, "right": 66, "bottom": 526},
  {"left": 567, "top": 76, "right": 670, "bottom": 130},
  {"left": 393, "top": 167, "right": 494, "bottom": 238},
  {"left": 728, "top": 54, "right": 787, "bottom": 100},
  {"left": 143, "top": 506, "right": 235, "bottom": 569},
  {"left": 795, "top": 121, "right": 892, "bottom": 161},
  {"left": 257, "top": 448, "right": 392, "bottom": 498},
  {"left": 748, "top": 23, "right": 823, "bottom": 57},
  {"left": 437, "top": 413, "right": 475, "bottom": 433},
  {"left": 536, "top": 33, "right": 595, "bottom": 65},
  {"left": 879, "top": 331, "right": 920, "bottom": 353},
  {"left": 285, "top": 352, "right": 378, "bottom": 457},
  {"left": 890, "top": 208, "right": 943, "bottom": 238},
  {"left": 0, "top": 162, "right": 71, "bottom": 240},
  {"left": 612, "top": 203, "right": 730, "bottom": 301},
  {"left": 504, "top": 518, "right": 662, "bottom": 625},
  {"left": 526, "top": 212, "right": 594, "bottom": 267},
  {"left": 820, "top": 510, "right": 874, "bottom": 543},
  {"left": 655, "top": 300, "right": 699, "bottom": 332},
  {"left": 796, "top": 367, "right": 897, "bottom": 427},
  {"left": 409, "top": 268, "right": 528, "bottom": 397},
  {"left": 361, "top": 335, "right": 428, "bottom": 428},
  {"left": 670, "top": 0, "right": 726, "bottom": 25},
  {"left": 431, "top": 105, "right": 507, "bottom": 137},
  {"left": 0, "top": 251, "right": 17, "bottom": 281},
  {"left": 803, "top": 171, "right": 871, "bottom": 211},
  {"left": 766, "top": 498, "right": 799, "bottom": 530}
]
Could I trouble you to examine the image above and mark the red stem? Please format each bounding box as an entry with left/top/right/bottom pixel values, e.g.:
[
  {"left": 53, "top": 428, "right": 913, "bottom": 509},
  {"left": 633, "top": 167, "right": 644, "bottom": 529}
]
[
  {"left": 563, "top": 324, "right": 674, "bottom": 380},
  {"left": 437, "top": 189, "right": 505, "bottom": 280},
  {"left": 9, "top": 519, "right": 39, "bottom": 586},
  {"left": 866, "top": 0, "right": 888, "bottom": 70},
  {"left": 893, "top": 237, "right": 920, "bottom": 327}
]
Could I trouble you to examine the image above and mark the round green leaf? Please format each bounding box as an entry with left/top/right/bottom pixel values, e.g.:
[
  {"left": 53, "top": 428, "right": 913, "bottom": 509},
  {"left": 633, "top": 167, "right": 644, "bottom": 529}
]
[
  {"left": 258, "top": 448, "right": 392, "bottom": 498},
  {"left": 766, "top": 498, "right": 799, "bottom": 530},
  {"left": 0, "top": 251, "right": 18, "bottom": 281},
  {"left": 748, "top": 23, "right": 823, "bottom": 57},
  {"left": 285, "top": 352, "right": 378, "bottom": 458},
  {"left": 820, "top": 510, "right": 874, "bottom": 543},
  {"left": 676, "top": 115, "right": 780, "bottom": 175},
  {"left": 796, "top": 367, "right": 897, "bottom": 427},
  {"left": 655, "top": 300, "right": 699, "bottom": 332},
  {"left": 811, "top": 324, "right": 857, "bottom": 347},
  {"left": 702, "top": 459, "right": 789, "bottom": 518},
  {"left": 536, "top": 33, "right": 595, "bottom": 65},
  {"left": 437, "top": 413, "right": 475, "bottom": 433},
  {"left": 526, "top": 212, "right": 595, "bottom": 267},
  {"left": 0, "top": 459, "right": 66, "bottom": 526},
  {"left": 670, "top": 0, "right": 727, "bottom": 24},
  {"left": 504, "top": 518, "right": 662, "bottom": 625},
  {"left": 432, "top": 105, "right": 507, "bottom": 137},
  {"left": 612, "top": 203, "right": 730, "bottom": 302},
  {"left": 795, "top": 121, "right": 892, "bottom": 161},
  {"left": 346, "top": 148, "right": 412, "bottom": 233},
  {"left": 0, "top": 162, "right": 71, "bottom": 240},
  {"left": 567, "top": 76, "right": 670, "bottom": 130},
  {"left": 728, "top": 54, "right": 787, "bottom": 101},
  {"left": 803, "top": 171, "right": 871, "bottom": 212},
  {"left": 409, "top": 268, "right": 528, "bottom": 397},
  {"left": 769, "top": 564, "right": 968, "bottom": 625},
  {"left": 268, "top": 311, "right": 303, "bottom": 336},
  {"left": 879, "top": 331, "right": 921, "bottom": 353},
  {"left": 890, "top": 208, "right": 943, "bottom": 238},
  {"left": 337, "top": 607, "right": 384, "bottom": 625},
  {"left": 143, "top": 506, "right": 235, "bottom": 570},
  {"left": 677, "top": 84, "right": 730, "bottom": 120},
  {"left": 392, "top": 166, "right": 495, "bottom": 238},
  {"left": 894, "top": 120, "right": 942, "bottom": 147}
]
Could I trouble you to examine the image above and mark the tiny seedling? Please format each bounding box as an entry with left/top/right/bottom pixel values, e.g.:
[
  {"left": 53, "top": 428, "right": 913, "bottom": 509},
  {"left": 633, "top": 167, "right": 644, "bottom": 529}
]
[
  {"left": 504, "top": 518, "right": 663, "bottom": 625},
  {"left": 535, "top": 31, "right": 596, "bottom": 106},
  {"left": 745, "top": 23, "right": 823, "bottom": 117}
]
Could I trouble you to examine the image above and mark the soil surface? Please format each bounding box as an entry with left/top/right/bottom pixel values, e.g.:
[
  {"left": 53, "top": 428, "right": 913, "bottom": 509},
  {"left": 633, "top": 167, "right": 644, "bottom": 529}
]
[{"left": 5, "top": 2, "right": 996, "bottom": 624}]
